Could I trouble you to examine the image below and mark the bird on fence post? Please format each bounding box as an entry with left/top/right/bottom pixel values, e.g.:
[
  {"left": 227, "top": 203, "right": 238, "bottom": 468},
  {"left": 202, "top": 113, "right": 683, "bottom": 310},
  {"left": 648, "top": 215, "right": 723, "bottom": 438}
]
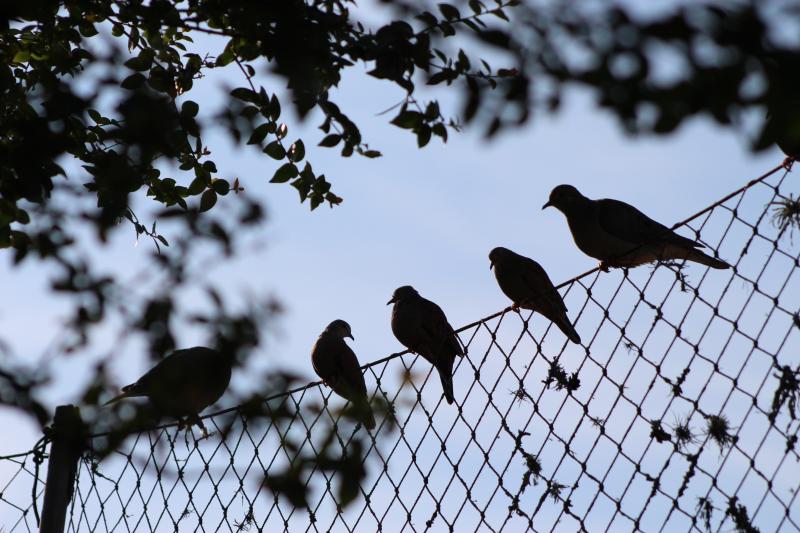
[
  {"left": 311, "top": 319, "right": 376, "bottom": 430},
  {"left": 543, "top": 185, "right": 731, "bottom": 272},
  {"left": 104, "top": 346, "right": 233, "bottom": 437},
  {"left": 388, "top": 286, "right": 464, "bottom": 405},
  {"left": 489, "top": 247, "right": 581, "bottom": 344}
]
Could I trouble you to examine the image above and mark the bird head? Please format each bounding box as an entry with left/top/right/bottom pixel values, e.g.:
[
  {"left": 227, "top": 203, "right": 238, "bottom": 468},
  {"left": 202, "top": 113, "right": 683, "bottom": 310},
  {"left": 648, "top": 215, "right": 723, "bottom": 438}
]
[
  {"left": 387, "top": 285, "right": 418, "bottom": 305},
  {"left": 542, "top": 184, "right": 585, "bottom": 212},
  {"left": 488, "top": 247, "right": 513, "bottom": 270},
  {"left": 325, "top": 319, "right": 354, "bottom": 340}
]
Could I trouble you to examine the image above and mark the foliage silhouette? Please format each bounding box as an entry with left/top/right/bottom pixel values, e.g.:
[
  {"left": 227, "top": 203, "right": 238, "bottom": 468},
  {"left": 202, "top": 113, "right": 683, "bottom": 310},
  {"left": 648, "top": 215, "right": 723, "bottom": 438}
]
[{"left": 1, "top": 0, "right": 800, "bottom": 512}]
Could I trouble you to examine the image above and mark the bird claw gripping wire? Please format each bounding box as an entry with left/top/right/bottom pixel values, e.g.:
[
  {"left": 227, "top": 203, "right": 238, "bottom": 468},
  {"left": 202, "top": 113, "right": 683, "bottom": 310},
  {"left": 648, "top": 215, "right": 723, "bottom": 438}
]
[{"left": 178, "top": 414, "right": 212, "bottom": 444}]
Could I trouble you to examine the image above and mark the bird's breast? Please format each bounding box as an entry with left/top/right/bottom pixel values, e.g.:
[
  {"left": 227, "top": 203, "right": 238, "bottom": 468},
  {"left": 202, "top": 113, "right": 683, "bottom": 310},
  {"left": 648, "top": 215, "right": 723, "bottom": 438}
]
[
  {"left": 494, "top": 268, "right": 530, "bottom": 305},
  {"left": 566, "top": 212, "right": 634, "bottom": 261}
]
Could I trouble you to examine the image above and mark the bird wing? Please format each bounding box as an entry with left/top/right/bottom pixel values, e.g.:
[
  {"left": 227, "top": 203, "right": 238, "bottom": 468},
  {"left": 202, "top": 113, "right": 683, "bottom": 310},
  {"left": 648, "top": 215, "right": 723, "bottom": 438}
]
[
  {"left": 595, "top": 199, "right": 700, "bottom": 249},
  {"left": 111, "top": 347, "right": 229, "bottom": 415},
  {"left": 134, "top": 347, "right": 217, "bottom": 393},
  {"left": 519, "top": 257, "right": 567, "bottom": 313},
  {"left": 334, "top": 342, "right": 369, "bottom": 400},
  {"left": 313, "top": 336, "right": 367, "bottom": 402},
  {"left": 391, "top": 305, "right": 425, "bottom": 353},
  {"left": 418, "top": 298, "right": 464, "bottom": 357},
  {"left": 311, "top": 337, "right": 337, "bottom": 382}
]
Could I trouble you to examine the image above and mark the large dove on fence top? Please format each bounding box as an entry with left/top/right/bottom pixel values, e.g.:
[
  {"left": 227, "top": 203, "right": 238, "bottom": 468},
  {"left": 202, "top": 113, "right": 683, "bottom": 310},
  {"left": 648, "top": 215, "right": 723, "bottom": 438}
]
[
  {"left": 311, "top": 319, "right": 375, "bottom": 430},
  {"left": 388, "top": 285, "right": 464, "bottom": 405},
  {"left": 489, "top": 247, "right": 581, "bottom": 344},
  {"left": 543, "top": 184, "right": 730, "bottom": 271},
  {"left": 105, "top": 346, "right": 233, "bottom": 431}
]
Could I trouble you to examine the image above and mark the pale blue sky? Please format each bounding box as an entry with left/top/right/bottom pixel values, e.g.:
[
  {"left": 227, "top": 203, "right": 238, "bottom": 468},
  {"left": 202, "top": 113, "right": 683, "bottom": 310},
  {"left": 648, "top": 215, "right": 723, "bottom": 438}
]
[
  {"left": 0, "top": 77, "right": 780, "bottom": 446},
  {"left": 0, "top": 3, "right": 796, "bottom": 530}
]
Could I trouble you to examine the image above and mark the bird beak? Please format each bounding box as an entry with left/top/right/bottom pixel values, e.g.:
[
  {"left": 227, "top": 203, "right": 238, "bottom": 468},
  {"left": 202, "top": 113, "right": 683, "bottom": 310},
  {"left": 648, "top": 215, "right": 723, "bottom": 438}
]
[
  {"left": 347, "top": 333, "right": 354, "bottom": 340},
  {"left": 542, "top": 201, "right": 552, "bottom": 210},
  {"left": 489, "top": 261, "right": 494, "bottom": 270},
  {"left": 386, "top": 297, "right": 395, "bottom": 305}
]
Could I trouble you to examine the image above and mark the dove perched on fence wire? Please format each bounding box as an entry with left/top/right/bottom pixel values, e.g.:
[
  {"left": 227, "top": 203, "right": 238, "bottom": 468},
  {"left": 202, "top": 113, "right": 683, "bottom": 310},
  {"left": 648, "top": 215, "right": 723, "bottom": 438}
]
[
  {"left": 489, "top": 247, "right": 581, "bottom": 344},
  {"left": 311, "top": 319, "right": 376, "bottom": 430},
  {"left": 388, "top": 286, "right": 464, "bottom": 405},
  {"left": 543, "top": 185, "right": 730, "bottom": 271},
  {"left": 105, "top": 346, "right": 233, "bottom": 434}
]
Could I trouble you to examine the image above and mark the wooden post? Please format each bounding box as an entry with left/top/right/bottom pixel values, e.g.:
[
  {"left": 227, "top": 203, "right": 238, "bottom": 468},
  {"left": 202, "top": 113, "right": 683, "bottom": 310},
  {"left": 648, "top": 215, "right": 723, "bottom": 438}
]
[{"left": 40, "top": 404, "right": 83, "bottom": 533}]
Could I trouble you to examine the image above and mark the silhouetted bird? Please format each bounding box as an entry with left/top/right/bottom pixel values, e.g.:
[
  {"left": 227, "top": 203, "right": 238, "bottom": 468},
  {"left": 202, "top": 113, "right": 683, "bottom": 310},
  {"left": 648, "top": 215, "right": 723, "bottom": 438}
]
[
  {"left": 764, "top": 108, "right": 800, "bottom": 169},
  {"left": 543, "top": 185, "right": 730, "bottom": 271},
  {"left": 311, "top": 319, "right": 376, "bottom": 430},
  {"left": 489, "top": 247, "right": 581, "bottom": 344},
  {"left": 388, "top": 286, "right": 464, "bottom": 404},
  {"left": 105, "top": 346, "right": 232, "bottom": 434}
]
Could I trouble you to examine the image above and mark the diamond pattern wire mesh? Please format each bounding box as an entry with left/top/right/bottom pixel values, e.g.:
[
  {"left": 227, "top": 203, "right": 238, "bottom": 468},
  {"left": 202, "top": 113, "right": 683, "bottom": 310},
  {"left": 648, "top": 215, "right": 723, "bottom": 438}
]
[
  {"left": 2, "top": 167, "right": 799, "bottom": 533},
  {"left": 0, "top": 442, "right": 47, "bottom": 532}
]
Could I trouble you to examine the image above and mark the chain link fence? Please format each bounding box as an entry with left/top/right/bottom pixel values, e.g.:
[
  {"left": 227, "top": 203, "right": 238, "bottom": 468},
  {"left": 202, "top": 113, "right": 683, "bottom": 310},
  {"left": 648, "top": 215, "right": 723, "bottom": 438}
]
[
  {"left": 0, "top": 442, "right": 47, "bottom": 532},
  {"left": 2, "top": 166, "right": 799, "bottom": 532}
]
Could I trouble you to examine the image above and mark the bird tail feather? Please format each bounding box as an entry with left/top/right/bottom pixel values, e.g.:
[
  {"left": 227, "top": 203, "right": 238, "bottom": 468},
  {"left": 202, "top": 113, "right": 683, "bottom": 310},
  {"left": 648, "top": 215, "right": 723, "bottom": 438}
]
[
  {"left": 556, "top": 316, "right": 582, "bottom": 345},
  {"left": 103, "top": 391, "right": 130, "bottom": 406},
  {"left": 345, "top": 397, "right": 376, "bottom": 431},
  {"left": 103, "top": 383, "right": 144, "bottom": 406},
  {"left": 362, "top": 407, "right": 376, "bottom": 431},
  {"left": 685, "top": 248, "right": 730, "bottom": 270},
  {"left": 439, "top": 370, "right": 455, "bottom": 405},
  {"left": 448, "top": 333, "right": 466, "bottom": 357}
]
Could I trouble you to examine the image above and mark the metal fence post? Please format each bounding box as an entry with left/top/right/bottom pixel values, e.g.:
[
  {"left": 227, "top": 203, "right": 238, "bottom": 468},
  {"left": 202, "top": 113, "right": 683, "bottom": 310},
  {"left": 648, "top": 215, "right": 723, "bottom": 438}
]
[{"left": 40, "top": 404, "right": 83, "bottom": 533}]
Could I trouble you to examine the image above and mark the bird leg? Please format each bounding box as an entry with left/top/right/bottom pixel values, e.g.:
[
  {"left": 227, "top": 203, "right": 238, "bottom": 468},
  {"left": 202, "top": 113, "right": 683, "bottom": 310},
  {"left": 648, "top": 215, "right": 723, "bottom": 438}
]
[
  {"left": 511, "top": 302, "right": 521, "bottom": 312},
  {"left": 175, "top": 417, "right": 193, "bottom": 447},
  {"left": 598, "top": 261, "right": 611, "bottom": 273},
  {"left": 177, "top": 414, "right": 211, "bottom": 442},
  {"left": 783, "top": 156, "right": 795, "bottom": 172},
  {"left": 191, "top": 414, "right": 211, "bottom": 441},
  {"left": 198, "top": 421, "right": 210, "bottom": 440}
]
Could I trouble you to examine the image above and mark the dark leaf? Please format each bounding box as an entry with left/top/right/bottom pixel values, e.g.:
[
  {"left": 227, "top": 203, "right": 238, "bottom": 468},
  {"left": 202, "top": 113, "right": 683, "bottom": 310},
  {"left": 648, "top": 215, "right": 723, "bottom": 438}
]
[
  {"left": 477, "top": 29, "right": 511, "bottom": 47},
  {"left": 391, "top": 111, "right": 423, "bottom": 129},
  {"left": 318, "top": 134, "right": 342, "bottom": 147},
  {"left": 188, "top": 177, "right": 207, "bottom": 195},
  {"left": 248, "top": 124, "right": 271, "bottom": 145},
  {"left": 87, "top": 109, "right": 103, "bottom": 123},
  {"left": 230, "top": 88, "right": 260, "bottom": 103},
  {"left": 428, "top": 70, "right": 454, "bottom": 85},
  {"left": 181, "top": 100, "right": 199, "bottom": 118},
  {"left": 199, "top": 189, "right": 217, "bottom": 212},
  {"left": 269, "top": 95, "right": 282, "bottom": 120},
  {"left": 121, "top": 73, "right": 146, "bottom": 90},
  {"left": 264, "top": 471, "right": 309, "bottom": 509},
  {"left": 270, "top": 163, "right": 298, "bottom": 183},
  {"left": 438, "top": 4, "right": 461, "bottom": 20},
  {"left": 416, "top": 12, "right": 438, "bottom": 27},
  {"left": 288, "top": 140, "right": 305, "bottom": 162},
  {"left": 417, "top": 125, "right": 432, "bottom": 147},
  {"left": 124, "top": 49, "right": 154, "bottom": 71},
  {"left": 212, "top": 179, "right": 230, "bottom": 195},
  {"left": 264, "top": 141, "right": 286, "bottom": 160},
  {"left": 432, "top": 123, "right": 448, "bottom": 142},
  {"left": 491, "top": 8, "right": 509, "bottom": 21}
]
